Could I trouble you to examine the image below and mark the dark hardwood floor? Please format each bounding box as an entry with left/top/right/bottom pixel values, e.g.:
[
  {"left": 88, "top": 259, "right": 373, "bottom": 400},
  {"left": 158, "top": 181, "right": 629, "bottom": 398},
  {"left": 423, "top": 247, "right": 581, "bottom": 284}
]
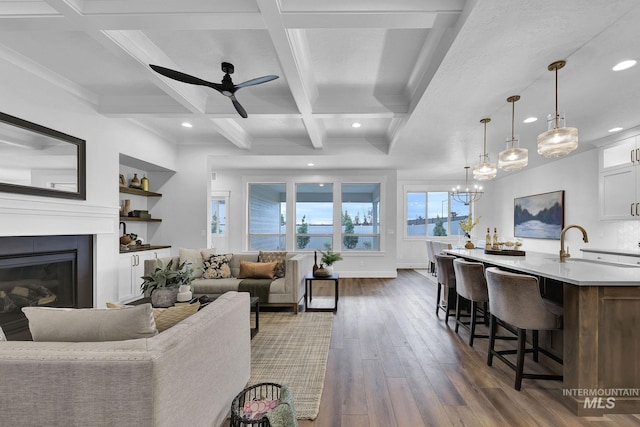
[{"left": 294, "top": 270, "right": 640, "bottom": 427}]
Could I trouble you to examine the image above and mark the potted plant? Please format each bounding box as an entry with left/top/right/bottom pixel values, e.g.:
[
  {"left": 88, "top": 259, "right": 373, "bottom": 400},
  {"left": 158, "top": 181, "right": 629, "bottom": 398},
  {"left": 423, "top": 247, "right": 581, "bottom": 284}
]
[
  {"left": 314, "top": 247, "right": 343, "bottom": 277},
  {"left": 459, "top": 214, "right": 481, "bottom": 249},
  {"left": 140, "top": 259, "right": 194, "bottom": 307}
]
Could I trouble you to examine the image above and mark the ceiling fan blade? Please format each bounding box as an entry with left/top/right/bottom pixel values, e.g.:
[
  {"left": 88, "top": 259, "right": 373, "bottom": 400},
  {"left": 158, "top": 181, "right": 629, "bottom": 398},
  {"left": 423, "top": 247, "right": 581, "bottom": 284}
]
[
  {"left": 149, "top": 64, "right": 222, "bottom": 91},
  {"left": 230, "top": 95, "right": 248, "bottom": 118},
  {"left": 234, "top": 75, "right": 279, "bottom": 89}
]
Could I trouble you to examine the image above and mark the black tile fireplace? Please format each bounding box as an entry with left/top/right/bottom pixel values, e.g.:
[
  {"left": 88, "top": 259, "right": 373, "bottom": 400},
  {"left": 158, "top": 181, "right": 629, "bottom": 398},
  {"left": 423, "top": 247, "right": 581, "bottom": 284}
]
[{"left": 0, "top": 235, "right": 93, "bottom": 340}]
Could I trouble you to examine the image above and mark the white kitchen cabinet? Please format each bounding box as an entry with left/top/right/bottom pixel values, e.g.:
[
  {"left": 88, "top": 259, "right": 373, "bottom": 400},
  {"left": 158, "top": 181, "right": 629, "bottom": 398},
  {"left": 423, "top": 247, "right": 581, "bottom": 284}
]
[
  {"left": 599, "top": 135, "right": 640, "bottom": 220},
  {"left": 600, "top": 136, "right": 638, "bottom": 171},
  {"left": 118, "top": 248, "right": 170, "bottom": 303}
]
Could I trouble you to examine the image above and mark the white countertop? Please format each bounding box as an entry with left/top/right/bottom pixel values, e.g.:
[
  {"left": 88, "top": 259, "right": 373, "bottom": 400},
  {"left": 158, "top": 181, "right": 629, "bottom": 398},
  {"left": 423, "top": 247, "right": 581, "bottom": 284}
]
[
  {"left": 581, "top": 247, "right": 640, "bottom": 257},
  {"left": 446, "top": 249, "right": 640, "bottom": 287}
]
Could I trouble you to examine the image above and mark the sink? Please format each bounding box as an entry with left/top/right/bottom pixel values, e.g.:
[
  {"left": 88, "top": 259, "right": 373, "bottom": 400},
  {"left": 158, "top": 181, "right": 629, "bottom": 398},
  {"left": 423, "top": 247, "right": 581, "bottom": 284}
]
[{"left": 558, "top": 258, "right": 640, "bottom": 268}]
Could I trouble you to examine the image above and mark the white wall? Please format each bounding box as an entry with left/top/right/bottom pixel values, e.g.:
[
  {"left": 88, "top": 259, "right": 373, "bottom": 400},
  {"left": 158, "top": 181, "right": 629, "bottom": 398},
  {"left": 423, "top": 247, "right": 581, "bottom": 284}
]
[{"left": 0, "top": 54, "right": 177, "bottom": 308}]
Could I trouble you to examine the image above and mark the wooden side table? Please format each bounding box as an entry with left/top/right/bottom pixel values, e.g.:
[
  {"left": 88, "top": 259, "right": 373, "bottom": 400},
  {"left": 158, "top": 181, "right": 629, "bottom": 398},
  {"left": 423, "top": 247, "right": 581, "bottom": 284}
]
[{"left": 304, "top": 273, "right": 339, "bottom": 313}]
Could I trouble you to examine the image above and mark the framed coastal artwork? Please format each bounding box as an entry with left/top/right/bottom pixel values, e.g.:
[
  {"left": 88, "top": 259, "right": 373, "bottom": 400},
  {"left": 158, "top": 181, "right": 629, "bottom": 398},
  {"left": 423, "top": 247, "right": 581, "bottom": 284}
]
[{"left": 514, "top": 190, "right": 564, "bottom": 239}]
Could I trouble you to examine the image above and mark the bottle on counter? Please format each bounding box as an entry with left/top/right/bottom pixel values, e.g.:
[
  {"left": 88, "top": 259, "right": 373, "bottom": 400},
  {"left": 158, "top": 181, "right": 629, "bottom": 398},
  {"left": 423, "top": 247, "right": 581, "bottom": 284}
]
[
  {"left": 485, "top": 227, "right": 491, "bottom": 249},
  {"left": 492, "top": 227, "right": 499, "bottom": 249}
]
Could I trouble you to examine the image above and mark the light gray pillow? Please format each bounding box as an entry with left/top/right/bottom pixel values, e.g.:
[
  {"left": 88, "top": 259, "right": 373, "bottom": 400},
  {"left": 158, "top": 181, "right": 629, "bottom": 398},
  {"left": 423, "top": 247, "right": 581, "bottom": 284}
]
[
  {"left": 179, "top": 247, "right": 216, "bottom": 278},
  {"left": 23, "top": 304, "right": 158, "bottom": 342}
]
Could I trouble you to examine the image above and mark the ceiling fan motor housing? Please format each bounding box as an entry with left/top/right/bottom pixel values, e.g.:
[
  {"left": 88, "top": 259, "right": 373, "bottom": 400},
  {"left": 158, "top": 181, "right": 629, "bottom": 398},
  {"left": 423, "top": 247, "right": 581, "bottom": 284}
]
[{"left": 221, "top": 62, "right": 234, "bottom": 74}]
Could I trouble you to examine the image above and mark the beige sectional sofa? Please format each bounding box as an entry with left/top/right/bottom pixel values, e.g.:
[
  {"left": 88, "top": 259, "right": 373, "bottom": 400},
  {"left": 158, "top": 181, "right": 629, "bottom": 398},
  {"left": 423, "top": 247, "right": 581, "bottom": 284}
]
[
  {"left": 0, "top": 291, "right": 251, "bottom": 427},
  {"left": 145, "top": 251, "right": 313, "bottom": 314}
]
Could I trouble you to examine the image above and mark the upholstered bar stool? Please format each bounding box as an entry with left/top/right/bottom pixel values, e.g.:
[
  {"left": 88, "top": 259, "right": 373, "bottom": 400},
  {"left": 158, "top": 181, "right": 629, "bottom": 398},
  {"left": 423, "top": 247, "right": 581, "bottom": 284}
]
[
  {"left": 425, "top": 240, "right": 436, "bottom": 275},
  {"left": 485, "top": 267, "right": 563, "bottom": 391},
  {"left": 434, "top": 253, "right": 457, "bottom": 324},
  {"left": 452, "top": 258, "right": 489, "bottom": 346}
]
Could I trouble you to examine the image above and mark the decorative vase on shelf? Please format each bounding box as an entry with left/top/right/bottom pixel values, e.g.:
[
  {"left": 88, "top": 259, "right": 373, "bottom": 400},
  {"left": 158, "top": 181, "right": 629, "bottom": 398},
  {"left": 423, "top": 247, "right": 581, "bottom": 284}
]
[
  {"left": 141, "top": 174, "right": 149, "bottom": 192},
  {"left": 130, "top": 173, "right": 141, "bottom": 189},
  {"left": 123, "top": 199, "right": 131, "bottom": 217}
]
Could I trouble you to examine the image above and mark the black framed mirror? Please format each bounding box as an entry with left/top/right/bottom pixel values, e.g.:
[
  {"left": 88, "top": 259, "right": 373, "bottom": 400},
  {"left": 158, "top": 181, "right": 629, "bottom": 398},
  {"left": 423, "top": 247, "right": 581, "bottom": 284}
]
[{"left": 0, "top": 112, "right": 86, "bottom": 200}]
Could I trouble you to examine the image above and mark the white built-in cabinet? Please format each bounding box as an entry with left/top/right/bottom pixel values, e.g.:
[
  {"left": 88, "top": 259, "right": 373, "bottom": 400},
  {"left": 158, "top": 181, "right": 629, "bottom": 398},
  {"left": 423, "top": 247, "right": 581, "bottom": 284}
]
[
  {"left": 599, "top": 135, "right": 640, "bottom": 219},
  {"left": 118, "top": 248, "right": 170, "bottom": 303}
]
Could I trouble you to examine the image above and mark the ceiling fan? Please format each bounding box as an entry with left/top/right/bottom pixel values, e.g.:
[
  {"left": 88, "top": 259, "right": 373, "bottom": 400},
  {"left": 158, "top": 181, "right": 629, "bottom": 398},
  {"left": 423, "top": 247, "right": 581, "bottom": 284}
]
[{"left": 149, "top": 62, "right": 279, "bottom": 118}]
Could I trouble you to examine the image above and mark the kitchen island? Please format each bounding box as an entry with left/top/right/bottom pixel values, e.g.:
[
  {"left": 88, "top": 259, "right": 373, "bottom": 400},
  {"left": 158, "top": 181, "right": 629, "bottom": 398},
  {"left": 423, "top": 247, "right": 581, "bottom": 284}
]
[{"left": 447, "top": 248, "right": 640, "bottom": 416}]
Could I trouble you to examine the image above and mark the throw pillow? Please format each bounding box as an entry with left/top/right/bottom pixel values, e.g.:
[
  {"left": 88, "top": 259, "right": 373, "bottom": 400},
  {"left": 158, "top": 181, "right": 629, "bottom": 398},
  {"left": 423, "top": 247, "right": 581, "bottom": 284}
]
[
  {"left": 203, "top": 254, "right": 233, "bottom": 279},
  {"left": 258, "top": 251, "right": 287, "bottom": 278},
  {"left": 179, "top": 247, "right": 217, "bottom": 279},
  {"left": 23, "top": 304, "right": 158, "bottom": 342},
  {"left": 0, "top": 326, "right": 6, "bottom": 342},
  {"left": 152, "top": 301, "right": 200, "bottom": 332},
  {"left": 237, "top": 260, "right": 277, "bottom": 280}
]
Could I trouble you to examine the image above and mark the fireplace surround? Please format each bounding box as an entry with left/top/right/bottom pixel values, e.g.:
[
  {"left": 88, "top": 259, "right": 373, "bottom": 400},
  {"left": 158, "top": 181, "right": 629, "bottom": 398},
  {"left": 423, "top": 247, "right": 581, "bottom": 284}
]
[{"left": 0, "top": 235, "right": 92, "bottom": 340}]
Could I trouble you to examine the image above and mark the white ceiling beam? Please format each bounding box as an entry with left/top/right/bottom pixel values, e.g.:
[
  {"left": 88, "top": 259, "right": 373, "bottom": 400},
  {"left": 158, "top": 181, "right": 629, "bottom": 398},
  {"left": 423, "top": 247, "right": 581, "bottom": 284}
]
[
  {"left": 281, "top": 12, "right": 445, "bottom": 29},
  {"left": 210, "top": 119, "right": 252, "bottom": 150},
  {"left": 256, "top": 0, "right": 325, "bottom": 149}
]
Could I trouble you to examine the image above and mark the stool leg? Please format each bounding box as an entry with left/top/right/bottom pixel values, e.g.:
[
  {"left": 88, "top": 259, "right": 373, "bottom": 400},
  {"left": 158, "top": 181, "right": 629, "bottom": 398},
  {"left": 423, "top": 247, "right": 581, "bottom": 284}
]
[
  {"left": 436, "top": 283, "right": 442, "bottom": 316},
  {"left": 487, "top": 314, "right": 496, "bottom": 366},
  {"left": 469, "top": 300, "right": 477, "bottom": 347},
  {"left": 445, "top": 291, "right": 452, "bottom": 325},
  {"left": 533, "top": 330, "right": 539, "bottom": 363},
  {"left": 483, "top": 301, "right": 489, "bottom": 325},
  {"left": 455, "top": 294, "right": 461, "bottom": 333},
  {"left": 515, "top": 328, "right": 526, "bottom": 391}
]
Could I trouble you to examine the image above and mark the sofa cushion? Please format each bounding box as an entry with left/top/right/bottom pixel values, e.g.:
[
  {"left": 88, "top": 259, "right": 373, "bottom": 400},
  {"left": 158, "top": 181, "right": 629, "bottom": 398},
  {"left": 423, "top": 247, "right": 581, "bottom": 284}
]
[
  {"left": 202, "top": 254, "right": 233, "bottom": 279},
  {"left": 23, "top": 303, "right": 158, "bottom": 342},
  {"left": 191, "top": 278, "right": 242, "bottom": 295},
  {"left": 258, "top": 251, "right": 287, "bottom": 278},
  {"left": 179, "top": 247, "right": 217, "bottom": 278},
  {"left": 237, "top": 260, "right": 277, "bottom": 279}
]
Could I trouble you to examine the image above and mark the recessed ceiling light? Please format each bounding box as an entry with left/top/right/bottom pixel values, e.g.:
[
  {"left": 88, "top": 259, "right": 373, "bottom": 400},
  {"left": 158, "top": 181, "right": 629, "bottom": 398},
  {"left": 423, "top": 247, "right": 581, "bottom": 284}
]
[
  {"left": 612, "top": 60, "right": 637, "bottom": 71},
  {"left": 181, "top": 122, "right": 193, "bottom": 128},
  {"left": 351, "top": 122, "right": 361, "bottom": 128},
  {"left": 608, "top": 127, "right": 624, "bottom": 133},
  {"left": 307, "top": 163, "right": 314, "bottom": 167},
  {"left": 523, "top": 117, "right": 538, "bottom": 124}
]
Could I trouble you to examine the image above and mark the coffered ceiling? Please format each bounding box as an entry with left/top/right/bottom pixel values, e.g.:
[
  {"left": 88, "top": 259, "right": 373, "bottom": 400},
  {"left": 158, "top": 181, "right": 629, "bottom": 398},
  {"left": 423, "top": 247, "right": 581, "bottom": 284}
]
[{"left": 1, "top": 0, "right": 640, "bottom": 179}]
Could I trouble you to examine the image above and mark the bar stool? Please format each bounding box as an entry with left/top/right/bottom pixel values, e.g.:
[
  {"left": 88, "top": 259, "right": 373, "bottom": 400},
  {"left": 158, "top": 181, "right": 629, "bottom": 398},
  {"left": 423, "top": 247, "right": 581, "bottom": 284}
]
[
  {"left": 452, "top": 258, "right": 489, "bottom": 346},
  {"left": 434, "top": 253, "right": 456, "bottom": 324},
  {"left": 425, "top": 240, "right": 436, "bottom": 275},
  {"left": 485, "top": 267, "right": 563, "bottom": 391}
]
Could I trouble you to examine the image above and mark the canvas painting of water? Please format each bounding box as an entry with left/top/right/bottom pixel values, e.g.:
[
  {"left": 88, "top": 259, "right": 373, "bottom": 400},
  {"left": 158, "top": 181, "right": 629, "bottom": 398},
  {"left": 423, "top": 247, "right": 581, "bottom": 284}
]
[{"left": 514, "top": 190, "right": 564, "bottom": 239}]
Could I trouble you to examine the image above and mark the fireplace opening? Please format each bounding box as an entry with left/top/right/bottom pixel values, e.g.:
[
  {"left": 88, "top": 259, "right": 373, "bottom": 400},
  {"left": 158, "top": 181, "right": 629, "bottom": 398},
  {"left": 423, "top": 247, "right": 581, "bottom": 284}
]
[{"left": 0, "top": 235, "right": 93, "bottom": 340}]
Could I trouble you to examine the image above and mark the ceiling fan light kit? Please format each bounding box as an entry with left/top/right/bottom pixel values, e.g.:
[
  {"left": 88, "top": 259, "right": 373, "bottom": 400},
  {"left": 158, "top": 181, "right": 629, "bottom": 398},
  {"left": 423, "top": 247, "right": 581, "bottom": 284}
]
[
  {"left": 499, "top": 95, "right": 528, "bottom": 171},
  {"left": 149, "top": 61, "right": 279, "bottom": 118},
  {"left": 473, "top": 118, "right": 497, "bottom": 181},
  {"left": 537, "top": 60, "right": 578, "bottom": 157}
]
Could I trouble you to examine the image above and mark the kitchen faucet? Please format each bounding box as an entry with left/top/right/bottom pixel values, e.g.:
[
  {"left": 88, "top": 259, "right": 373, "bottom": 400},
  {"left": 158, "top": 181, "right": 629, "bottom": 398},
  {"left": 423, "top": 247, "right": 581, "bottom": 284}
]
[{"left": 559, "top": 224, "right": 589, "bottom": 262}]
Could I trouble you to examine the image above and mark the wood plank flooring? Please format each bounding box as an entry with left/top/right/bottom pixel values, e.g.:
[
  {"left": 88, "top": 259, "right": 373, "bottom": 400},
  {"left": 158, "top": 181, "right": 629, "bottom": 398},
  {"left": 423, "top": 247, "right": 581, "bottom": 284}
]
[{"left": 298, "top": 270, "right": 640, "bottom": 427}]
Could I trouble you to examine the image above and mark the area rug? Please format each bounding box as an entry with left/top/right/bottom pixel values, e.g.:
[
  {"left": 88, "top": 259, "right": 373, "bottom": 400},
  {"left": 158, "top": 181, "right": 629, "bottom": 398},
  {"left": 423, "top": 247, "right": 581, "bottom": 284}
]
[{"left": 249, "top": 311, "right": 333, "bottom": 420}]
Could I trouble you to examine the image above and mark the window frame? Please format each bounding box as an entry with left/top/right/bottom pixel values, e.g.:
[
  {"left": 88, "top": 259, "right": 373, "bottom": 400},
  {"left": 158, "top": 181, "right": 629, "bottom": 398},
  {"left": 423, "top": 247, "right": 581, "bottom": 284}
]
[{"left": 403, "top": 186, "right": 474, "bottom": 239}]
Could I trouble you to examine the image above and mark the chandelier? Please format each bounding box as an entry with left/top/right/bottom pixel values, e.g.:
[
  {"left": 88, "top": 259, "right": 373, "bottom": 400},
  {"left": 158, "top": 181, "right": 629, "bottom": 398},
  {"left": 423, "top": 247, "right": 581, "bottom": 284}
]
[
  {"left": 499, "top": 95, "right": 528, "bottom": 171},
  {"left": 452, "top": 166, "right": 483, "bottom": 206},
  {"left": 473, "top": 118, "right": 497, "bottom": 180},
  {"left": 537, "top": 60, "right": 578, "bottom": 157}
]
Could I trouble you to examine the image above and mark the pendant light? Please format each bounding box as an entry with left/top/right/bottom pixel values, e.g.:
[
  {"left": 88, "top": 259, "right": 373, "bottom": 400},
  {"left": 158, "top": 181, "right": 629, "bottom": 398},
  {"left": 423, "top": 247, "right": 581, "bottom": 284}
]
[
  {"left": 473, "top": 118, "right": 497, "bottom": 181},
  {"left": 451, "top": 166, "right": 483, "bottom": 206},
  {"left": 499, "top": 95, "right": 528, "bottom": 171},
  {"left": 537, "top": 60, "right": 578, "bottom": 157}
]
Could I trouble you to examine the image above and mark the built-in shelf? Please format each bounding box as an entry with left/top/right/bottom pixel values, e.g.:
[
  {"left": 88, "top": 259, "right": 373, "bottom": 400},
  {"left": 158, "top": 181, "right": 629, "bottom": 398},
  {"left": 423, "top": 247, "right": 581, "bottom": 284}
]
[
  {"left": 119, "top": 186, "right": 162, "bottom": 197},
  {"left": 119, "top": 217, "right": 162, "bottom": 222}
]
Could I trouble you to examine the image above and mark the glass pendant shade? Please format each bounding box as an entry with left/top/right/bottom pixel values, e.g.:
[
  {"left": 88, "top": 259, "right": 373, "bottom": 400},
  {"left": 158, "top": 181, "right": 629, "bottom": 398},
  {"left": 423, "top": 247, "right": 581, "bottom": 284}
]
[
  {"left": 473, "top": 118, "right": 497, "bottom": 181},
  {"left": 451, "top": 166, "right": 483, "bottom": 205},
  {"left": 499, "top": 95, "right": 528, "bottom": 171},
  {"left": 473, "top": 155, "right": 497, "bottom": 180},
  {"left": 537, "top": 60, "right": 578, "bottom": 158},
  {"left": 537, "top": 113, "right": 578, "bottom": 157}
]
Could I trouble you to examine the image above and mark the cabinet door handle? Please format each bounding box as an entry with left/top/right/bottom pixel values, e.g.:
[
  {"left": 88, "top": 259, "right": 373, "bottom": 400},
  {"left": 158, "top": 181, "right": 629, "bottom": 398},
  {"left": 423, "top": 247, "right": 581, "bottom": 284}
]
[
  {"left": 636, "top": 203, "right": 639, "bottom": 217},
  {"left": 135, "top": 255, "right": 140, "bottom": 266},
  {"left": 632, "top": 203, "right": 635, "bottom": 216},
  {"left": 633, "top": 150, "right": 636, "bottom": 164},
  {"left": 636, "top": 148, "right": 639, "bottom": 163}
]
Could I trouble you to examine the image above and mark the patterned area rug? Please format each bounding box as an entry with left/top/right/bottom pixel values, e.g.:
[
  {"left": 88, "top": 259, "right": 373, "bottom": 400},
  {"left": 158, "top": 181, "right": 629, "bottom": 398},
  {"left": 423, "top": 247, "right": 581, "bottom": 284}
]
[{"left": 249, "top": 311, "right": 333, "bottom": 420}]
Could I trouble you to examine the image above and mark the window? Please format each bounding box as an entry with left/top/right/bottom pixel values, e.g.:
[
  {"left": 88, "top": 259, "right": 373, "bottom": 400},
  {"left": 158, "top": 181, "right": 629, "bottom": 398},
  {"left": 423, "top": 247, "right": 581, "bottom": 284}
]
[
  {"left": 341, "top": 183, "right": 380, "bottom": 250},
  {"left": 210, "top": 198, "right": 226, "bottom": 235},
  {"left": 295, "top": 183, "right": 333, "bottom": 250},
  {"left": 248, "top": 183, "right": 286, "bottom": 250},
  {"left": 406, "top": 190, "right": 470, "bottom": 237}
]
